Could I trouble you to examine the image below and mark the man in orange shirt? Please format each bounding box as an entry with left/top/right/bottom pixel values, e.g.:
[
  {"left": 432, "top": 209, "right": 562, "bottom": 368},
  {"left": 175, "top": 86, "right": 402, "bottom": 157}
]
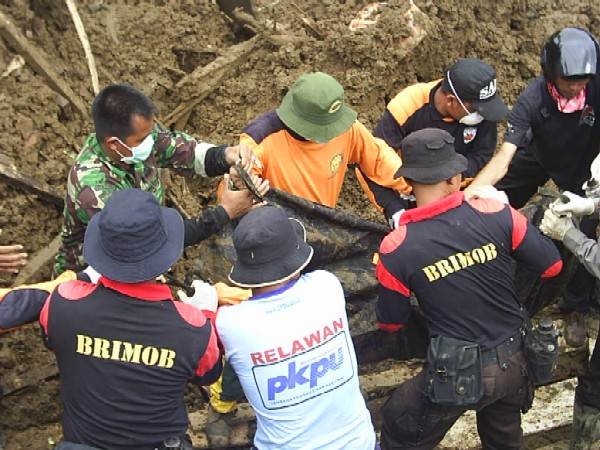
[{"left": 241, "top": 71, "right": 410, "bottom": 219}]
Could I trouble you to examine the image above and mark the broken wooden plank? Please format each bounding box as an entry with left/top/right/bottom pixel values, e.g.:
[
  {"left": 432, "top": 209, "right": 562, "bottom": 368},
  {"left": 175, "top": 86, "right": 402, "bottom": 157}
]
[
  {"left": 229, "top": 8, "right": 297, "bottom": 46},
  {"left": 0, "top": 9, "right": 88, "bottom": 116},
  {"left": 163, "top": 7, "right": 302, "bottom": 130},
  {"left": 0, "top": 153, "right": 64, "bottom": 207},
  {"left": 162, "top": 35, "right": 261, "bottom": 129},
  {"left": 291, "top": 2, "right": 326, "bottom": 39},
  {"left": 1, "top": 364, "right": 59, "bottom": 397},
  {"left": 66, "top": 0, "right": 99, "bottom": 95},
  {"left": 11, "top": 234, "right": 61, "bottom": 286}
]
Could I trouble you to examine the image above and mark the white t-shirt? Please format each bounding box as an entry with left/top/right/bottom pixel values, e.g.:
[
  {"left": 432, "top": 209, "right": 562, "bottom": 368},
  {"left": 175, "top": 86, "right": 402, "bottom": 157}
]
[{"left": 216, "top": 270, "right": 376, "bottom": 450}]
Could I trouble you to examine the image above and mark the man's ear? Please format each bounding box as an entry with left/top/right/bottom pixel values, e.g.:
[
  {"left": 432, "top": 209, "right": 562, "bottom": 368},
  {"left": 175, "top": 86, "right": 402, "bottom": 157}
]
[
  {"left": 103, "top": 136, "right": 115, "bottom": 147},
  {"left": 446, "top": 94, "right": 457, "bottom": 108},
  {"left": 447, "top": 174, "right": 462, "bottom": 188},
  {"left": 102, "top": 137, "right": 123, "bottom": 161}
]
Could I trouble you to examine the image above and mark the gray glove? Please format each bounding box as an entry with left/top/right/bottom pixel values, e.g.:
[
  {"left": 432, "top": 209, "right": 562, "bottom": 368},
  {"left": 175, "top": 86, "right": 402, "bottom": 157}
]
[
  {"left": 539, "top": 208, "right": 574, "bottom": 241},
  {"left": 177, "top": 280, "right": 218, "bottom": 312}
]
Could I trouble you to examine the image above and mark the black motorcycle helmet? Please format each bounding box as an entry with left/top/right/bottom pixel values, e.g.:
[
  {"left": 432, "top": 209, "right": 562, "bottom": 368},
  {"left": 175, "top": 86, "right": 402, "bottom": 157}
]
[{"left": 541, "top": 27, "right": 598, "bottom": 81}]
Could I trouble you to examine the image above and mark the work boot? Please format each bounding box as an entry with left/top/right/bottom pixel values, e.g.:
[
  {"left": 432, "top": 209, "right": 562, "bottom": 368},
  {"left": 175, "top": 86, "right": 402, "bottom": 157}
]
[
  {"left": 206, "top": 404, "right": 236, "bottom": 448},
  {"left": 564, "top": 311, "right": 588, "bottom": 348},
  {"left": 570, "top": 400, "right": 600, "bottom": 449}
]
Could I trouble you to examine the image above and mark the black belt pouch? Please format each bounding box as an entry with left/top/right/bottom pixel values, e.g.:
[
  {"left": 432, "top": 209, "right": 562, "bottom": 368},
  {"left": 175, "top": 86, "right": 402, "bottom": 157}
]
[{"left": 426, "top": 335, "right": 484, "bottom": 406}]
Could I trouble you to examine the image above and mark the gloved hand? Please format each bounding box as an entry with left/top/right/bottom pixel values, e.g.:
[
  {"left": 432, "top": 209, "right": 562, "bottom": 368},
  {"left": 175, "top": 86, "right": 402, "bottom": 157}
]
[
  {"left": 582, "top": 151, "right": 600, "bottom": 197},
  {"left": 388, "top": 209, "right": 405, "bottom": 229},
  {"left": 589, "top": 151, "right": 600, "bottom": 184},
  {"left": 551, "top": 191, "right": 596, "bottom": 216},
  {"left": 539, "top": 208, "right": 575, "bottom": 241},
  {"left": 583, "top": 178, "right": 600, "bottom": 198},
  {"left": 177, "top": 280, "right": 218, "bottom": 313},
  {"left": 468, "top": 185, "right": 509, "bottom": 204}
]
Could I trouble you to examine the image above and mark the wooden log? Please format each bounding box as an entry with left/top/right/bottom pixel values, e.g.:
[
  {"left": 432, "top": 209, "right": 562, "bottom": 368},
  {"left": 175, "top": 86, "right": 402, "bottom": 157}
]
[
  {"left": 1, "top": 364, "right": 59, "bottom": 397},
  {"left": 11, "top": 234, "right": 61, "bottom": 286},
  {"left": 0, "top": 9, "right": 88, "bottom": 116},
  {"left": 162, "top": 35, "right": 260, "bottom": 129},
  {"left": 229, "top": 8, "right": 300, "bottom": 46},
  {"left": 0, "top": 153, "right": 63, "bottom": 207},
  {"left": 66, "top": 0, "right": 99, "bottom": 95},
  {"left": 163, "top": 7, "right": 302, "bottom": 130}
]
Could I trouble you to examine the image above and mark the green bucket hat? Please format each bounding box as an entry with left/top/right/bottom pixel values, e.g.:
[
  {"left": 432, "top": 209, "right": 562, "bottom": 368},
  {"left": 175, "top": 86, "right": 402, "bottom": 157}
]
[{"left": 276, "top": 72, "right": 358, "bottom": 143}]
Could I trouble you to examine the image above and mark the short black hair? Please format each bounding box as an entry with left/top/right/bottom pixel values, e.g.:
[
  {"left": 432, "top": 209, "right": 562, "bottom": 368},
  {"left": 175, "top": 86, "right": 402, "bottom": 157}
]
[{"left": 91, "top": 84, "right": 158, "bottom": 141}]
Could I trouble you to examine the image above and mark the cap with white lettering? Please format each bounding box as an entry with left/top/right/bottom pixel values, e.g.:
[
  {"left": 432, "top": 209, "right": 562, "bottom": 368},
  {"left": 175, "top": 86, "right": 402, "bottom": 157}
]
[{"left": 442, "top": 58, "right": 509, "bottom": 121}]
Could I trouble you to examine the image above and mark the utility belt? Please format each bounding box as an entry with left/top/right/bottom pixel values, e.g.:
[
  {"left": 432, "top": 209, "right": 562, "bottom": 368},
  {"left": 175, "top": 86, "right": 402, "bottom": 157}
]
[
  {"left": 481, "top": 332, "right": 524, "bottom": 368},
  {"left": 426, "top": 332, "right": 524, "bottom": 407}
]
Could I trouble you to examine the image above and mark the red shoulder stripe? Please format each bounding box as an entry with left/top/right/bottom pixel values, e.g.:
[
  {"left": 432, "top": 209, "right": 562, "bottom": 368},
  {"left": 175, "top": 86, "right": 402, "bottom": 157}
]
[
  {"left": 195, "top": 327, "right": 221, "bottom": 378},
  {"left": 509, "top": 208, "right": 528, "bottom": 250},
  {"left": 57, "top": 280, "right": 98, "bottom": 300},
  {"left": 174, "top": 302, "right": 208, "bottom": 328},
  {"left": 39, "top": 296, "right": 51, "bottom": 335},
  {"left": 376, "top": 262, "right": 410, "bottom": 297},
  {"left": 379, "top": 227, "right": 407, "bottom": 254},
  {"left": 378, "top": 322, "right": 404, "bottom": 332},
  {"left": 541, "top": 259, "right": 563, "bottom": 278}
]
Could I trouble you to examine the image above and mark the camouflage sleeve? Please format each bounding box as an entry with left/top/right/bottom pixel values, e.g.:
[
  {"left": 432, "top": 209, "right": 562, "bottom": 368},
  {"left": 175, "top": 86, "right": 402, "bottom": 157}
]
[
  {"left": 152, "top": 125, "right": 224, "bottom": 177},
  {"left": 55, "top": 166, "right": 123, "bottom": 275}
]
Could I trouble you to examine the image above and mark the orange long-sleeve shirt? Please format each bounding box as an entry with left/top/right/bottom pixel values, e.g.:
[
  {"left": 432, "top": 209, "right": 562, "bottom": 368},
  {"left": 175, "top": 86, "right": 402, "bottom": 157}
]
[{"left": 241, "top": 111, "right": 409, "bottom": 208}]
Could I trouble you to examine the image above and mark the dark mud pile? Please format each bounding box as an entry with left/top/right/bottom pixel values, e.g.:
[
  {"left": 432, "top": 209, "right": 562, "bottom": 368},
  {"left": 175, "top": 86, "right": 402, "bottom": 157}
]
[{"left": 1, "top": 0, "right": 599, "bottom": 447}]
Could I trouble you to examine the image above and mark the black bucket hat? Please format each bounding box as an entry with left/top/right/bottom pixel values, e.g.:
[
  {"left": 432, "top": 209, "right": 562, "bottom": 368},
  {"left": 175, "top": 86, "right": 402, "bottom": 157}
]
[
  {"left": 395, "top": 128, "right": 467, "bottom": 184},
  {"left": 83, "top": 188, "right": 184, "bottom": 283},
  {"left": 228, "top": 206, "right": 314, "bottom": 288}
]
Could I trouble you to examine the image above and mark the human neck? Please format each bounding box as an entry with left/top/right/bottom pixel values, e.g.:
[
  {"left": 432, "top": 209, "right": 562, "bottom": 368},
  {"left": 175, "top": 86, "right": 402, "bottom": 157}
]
[
  {"left": 251, "top": 273, "right": 300, "bottom": 296},
  {"left": 412, "top": 182, "right": 455, "bottom": 207}
]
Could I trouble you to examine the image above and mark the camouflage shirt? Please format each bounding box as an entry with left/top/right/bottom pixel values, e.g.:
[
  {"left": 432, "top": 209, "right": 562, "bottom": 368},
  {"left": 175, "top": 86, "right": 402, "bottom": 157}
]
[{"left": 54, "top": 126, "right": 229, "bottom": 275}]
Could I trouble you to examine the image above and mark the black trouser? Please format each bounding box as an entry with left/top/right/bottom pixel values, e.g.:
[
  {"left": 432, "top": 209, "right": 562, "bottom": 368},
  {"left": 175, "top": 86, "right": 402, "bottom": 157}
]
[
  {"left": 496, "top": 147, "right": 598, "bottom": 314},
  {"left": 221, "top": 359, "right": 244, "bottom": 402},
  {"left": 55, "top": 435, "right": 194, "bottom": 450},
  {"left": 380, "top": 350, "right": 530, "bottom": 450}
]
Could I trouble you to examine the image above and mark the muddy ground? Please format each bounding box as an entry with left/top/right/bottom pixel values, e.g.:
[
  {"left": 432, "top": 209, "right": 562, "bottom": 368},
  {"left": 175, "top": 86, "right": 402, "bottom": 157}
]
[{"left": 0, "top": 0, "right": 599, "bottom": 448}]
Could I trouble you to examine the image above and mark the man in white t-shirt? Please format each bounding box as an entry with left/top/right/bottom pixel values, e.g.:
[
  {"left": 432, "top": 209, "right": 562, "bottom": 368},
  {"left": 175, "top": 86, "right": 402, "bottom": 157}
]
[{"left": 214, "top": 206, "right": 378, "bottom": 450}]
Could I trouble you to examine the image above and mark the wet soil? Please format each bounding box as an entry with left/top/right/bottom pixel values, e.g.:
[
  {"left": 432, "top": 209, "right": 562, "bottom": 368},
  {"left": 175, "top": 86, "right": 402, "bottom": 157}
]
[{"left": 1, "top": 0, "right": 599, "bottom": 448}]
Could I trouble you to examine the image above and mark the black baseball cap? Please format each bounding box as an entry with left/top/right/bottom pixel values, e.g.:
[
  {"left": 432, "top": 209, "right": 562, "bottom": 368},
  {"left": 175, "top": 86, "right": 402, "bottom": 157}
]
[
  {"left": 395, "top": 128, "right": 467, "bottom": 183},
  {"left": 442, "top": 58, "right": 509, "bottom": 121}
]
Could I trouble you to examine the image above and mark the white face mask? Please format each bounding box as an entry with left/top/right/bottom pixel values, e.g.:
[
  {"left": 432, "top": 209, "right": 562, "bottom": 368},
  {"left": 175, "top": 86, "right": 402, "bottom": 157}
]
[
  {"left": 446, "top": 71, "right": 485, "bottom": 126},
  {"left": 459, "top": 110, "right": 485, "bottom": 126},
  {"left": 115, "top": 134, "right": 154, "bottom": 164}
]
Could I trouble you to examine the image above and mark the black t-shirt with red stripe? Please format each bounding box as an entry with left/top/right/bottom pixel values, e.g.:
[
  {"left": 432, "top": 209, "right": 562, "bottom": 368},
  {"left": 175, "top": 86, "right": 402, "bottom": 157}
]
[
  {"left": 376, "top": 192, "right": 562, "bottom": 349},
  {"left": 40, "top": 278, "right": 222, "bottom": 449}
]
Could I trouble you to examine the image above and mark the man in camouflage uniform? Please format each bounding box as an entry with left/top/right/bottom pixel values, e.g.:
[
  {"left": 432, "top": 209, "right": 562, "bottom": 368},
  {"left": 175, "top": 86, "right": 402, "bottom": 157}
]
[{"left": 54, "top": 83, "right": 258, "bottom": 276}]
